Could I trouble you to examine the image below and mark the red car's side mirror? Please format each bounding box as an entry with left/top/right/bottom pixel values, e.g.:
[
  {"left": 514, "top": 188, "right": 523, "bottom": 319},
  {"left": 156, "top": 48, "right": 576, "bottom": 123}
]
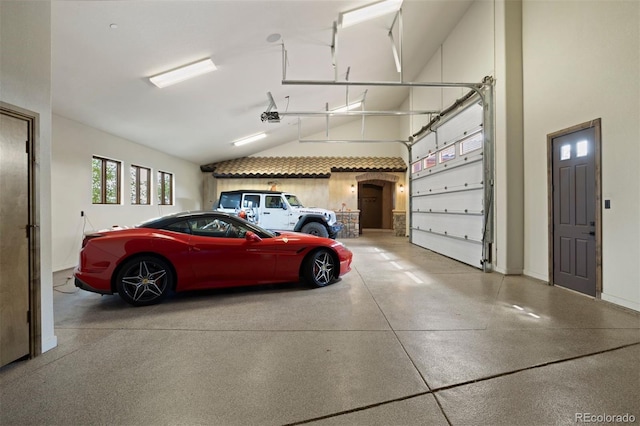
[{"left": 245, "top": 231, "right": 262, "bottom": 242}]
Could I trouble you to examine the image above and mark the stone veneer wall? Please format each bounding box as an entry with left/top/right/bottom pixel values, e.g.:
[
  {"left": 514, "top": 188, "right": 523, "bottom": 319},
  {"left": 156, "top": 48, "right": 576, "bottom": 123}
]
[
  {"left": 334, "top": 210, "right": 360, "bottom": 238},
  {"left": 393, "top": 210, "right": 407, "bottom": 237}
]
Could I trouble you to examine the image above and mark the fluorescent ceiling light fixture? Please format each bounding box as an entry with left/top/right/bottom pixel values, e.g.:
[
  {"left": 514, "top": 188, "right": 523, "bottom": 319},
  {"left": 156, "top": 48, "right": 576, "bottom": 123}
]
[
  {"left": 233, "top": 133, "right": 267, "bottom": 147},
  {"left": 332, "top": 101, "right": 363, "bottom": 112},
  {"left": 340, "top": 0, "right": 403, "bottom": 28},
  {"left": 149, "top": 58, "right": 217, "bottom": 88}
]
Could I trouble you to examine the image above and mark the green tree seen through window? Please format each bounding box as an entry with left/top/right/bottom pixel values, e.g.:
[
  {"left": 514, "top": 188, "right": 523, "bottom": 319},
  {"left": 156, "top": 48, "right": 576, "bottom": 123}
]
[
  {"left": 131, "top": 165, "right": 150, "bottom": 205},
  {"left": 157, "top": 170, "right": 173, "bottom": 205},
  {"left": 92, "top": 156, "right": 121, "bottom": 204}
]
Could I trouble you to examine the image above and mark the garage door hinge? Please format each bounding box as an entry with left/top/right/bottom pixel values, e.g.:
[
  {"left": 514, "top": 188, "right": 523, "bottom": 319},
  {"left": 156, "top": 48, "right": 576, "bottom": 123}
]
[{"left": 25, "top": 140, "right": 29, "bottom": 154}]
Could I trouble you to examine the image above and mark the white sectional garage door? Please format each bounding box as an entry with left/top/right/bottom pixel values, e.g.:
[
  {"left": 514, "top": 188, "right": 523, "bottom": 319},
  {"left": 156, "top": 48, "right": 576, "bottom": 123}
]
[{"left": 410, "top": 101, "right": 485, "bottom": 268}]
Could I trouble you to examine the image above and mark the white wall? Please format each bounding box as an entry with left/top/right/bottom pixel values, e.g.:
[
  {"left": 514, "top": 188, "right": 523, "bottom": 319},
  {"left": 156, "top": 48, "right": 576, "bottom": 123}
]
[
  {"left": 408, "top": 45, "right": 444, "bottom": 133},
  {"left": 406, "top": 0, "right": 495, "bottom": 126},
  {"left": 440, "top": 0, "right": 495, "bottom": 106},
  {"left": 407, "top": 0, "right": 527, "bottom": 274},
  {"left": 522, "top": 0, "right": 640, "bottom": 311},
  {"left": 253, "top": 116, "right": 406, "bottom": 158},
  {"left": 0, "top": 1, "right": 56, "bottom": 352},
  {"left": 52, "top": 115, "right": 203, "bottom": 271},
  {"left": 405, "top": 0, "right": 640, "bottom": 310}
]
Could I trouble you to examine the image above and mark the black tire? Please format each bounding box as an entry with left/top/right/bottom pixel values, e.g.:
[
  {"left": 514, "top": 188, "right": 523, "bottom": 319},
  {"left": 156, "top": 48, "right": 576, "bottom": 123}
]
[
  {"left": 301, "top": 222, "right": 329, "bottom": 238},
  {"left": 302, "top": 249, "right": 336, "bottom": 287},
  {"left": 115, "top": 256, "right": 173, "bottom": 306}
]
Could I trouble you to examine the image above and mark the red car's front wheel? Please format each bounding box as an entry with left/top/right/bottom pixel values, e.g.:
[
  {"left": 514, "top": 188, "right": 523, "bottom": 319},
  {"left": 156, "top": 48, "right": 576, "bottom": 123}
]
[
  {"left": 116, "top": 256, "right": 173, "bottom": 306},
  {"left": 303, "top": 249, "right": 336, "bottom": 287}
]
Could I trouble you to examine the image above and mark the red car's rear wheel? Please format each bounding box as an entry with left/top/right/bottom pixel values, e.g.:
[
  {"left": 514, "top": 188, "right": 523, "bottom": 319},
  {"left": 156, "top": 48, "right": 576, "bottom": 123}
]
[{"left": 116, "top": 256, "right": 173, "bottom": 306}]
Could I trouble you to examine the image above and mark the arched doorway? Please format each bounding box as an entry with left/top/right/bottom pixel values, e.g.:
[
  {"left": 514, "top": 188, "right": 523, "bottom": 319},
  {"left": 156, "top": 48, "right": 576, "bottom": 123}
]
[{"left": 356, "top": 172, "right": 400, "bottom": 230}]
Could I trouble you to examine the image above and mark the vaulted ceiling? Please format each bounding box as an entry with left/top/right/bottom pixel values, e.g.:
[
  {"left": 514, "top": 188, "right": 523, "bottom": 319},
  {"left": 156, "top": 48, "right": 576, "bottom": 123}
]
[{"left": 52, "top": 1, "right": 473, "bottom": 165}]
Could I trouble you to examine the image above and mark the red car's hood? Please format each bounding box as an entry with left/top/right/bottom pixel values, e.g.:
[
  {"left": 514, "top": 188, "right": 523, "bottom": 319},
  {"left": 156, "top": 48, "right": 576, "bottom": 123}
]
[
  {"left": 273, "top": 230, "right": 326, "bottom": 242},
  {"left": 273, "top": 231, "right": 348, "bottom": 250}
]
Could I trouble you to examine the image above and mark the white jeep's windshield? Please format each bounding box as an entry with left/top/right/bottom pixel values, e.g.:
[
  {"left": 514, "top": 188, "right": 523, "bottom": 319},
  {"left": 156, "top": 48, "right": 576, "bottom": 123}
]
[{"left": 285, "top": 194, "right": 304, "bottom": 207}]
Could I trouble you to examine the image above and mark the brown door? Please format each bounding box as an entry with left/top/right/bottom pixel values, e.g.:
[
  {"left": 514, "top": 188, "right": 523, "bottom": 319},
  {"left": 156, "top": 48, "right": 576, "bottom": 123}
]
[
  {"left": 552, "top": 127, "right": 597, "bottom": 296},
  {"left": 358, "top": 183, "right": 383, "bottom": 228},
  {"left": 0, "top": 112, "right": 31, "bottom": 366}
]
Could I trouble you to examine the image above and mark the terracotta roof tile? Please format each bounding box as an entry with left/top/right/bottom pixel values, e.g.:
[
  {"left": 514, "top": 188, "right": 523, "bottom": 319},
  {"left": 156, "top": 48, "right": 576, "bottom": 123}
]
[{"left": 201, "top": 156, "right": 407, "bottom": 178}]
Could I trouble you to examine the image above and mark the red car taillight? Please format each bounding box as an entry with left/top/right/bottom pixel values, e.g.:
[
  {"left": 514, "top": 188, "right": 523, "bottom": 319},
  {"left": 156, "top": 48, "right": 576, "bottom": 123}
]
[{"left": 82, "top": 233, "right": 104, "bottom": 248}]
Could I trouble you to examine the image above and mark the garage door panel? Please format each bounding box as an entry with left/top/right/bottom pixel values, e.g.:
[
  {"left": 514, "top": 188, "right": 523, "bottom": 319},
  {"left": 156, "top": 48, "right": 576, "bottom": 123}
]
[
  {"left": 432, "top": 152, "right": 483, "bottom": 172},
  {"left": 410, "top": 101, "right": 485, "bottom": 269},
  {"left": 412, "top": 191, "right": 484, "bottom": 215},
  {"left": 412, "top": 231, "right": 483, "bottom": 269},
  {"left": 413, "top": 214, "right": 483, "bottom": 241},
  {"left": 436, "top": 103, "right": 482, "bottom": 143},
  {"left": 412, "top": 162, "right": 483, "bottom": 194},
  {"left": 411, "top": 133, "right": 436, "bottom": 162}
]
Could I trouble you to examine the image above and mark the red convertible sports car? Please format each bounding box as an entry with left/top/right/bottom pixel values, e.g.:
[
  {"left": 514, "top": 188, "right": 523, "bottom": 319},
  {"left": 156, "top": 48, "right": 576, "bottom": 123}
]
[{"left": 74, "top": 211, "right": 353, "bottom": 306}]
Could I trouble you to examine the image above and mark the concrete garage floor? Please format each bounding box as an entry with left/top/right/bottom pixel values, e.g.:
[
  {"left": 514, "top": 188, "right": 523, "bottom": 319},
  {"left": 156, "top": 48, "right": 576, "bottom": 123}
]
[{"left": 1, "top": 231, "right": 639, "bottom": 425}]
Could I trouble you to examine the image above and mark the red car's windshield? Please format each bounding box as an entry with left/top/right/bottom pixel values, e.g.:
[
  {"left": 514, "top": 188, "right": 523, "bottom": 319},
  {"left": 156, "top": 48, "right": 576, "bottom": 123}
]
[{"left": 138, "top": 213, "right": 276, "bottom": 238}]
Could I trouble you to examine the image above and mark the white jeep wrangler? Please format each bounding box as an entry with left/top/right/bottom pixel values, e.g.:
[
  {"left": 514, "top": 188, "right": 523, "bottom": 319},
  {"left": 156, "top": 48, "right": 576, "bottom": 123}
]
[{"left": 216, "top": 190, "right": 341, "bottom": 239}]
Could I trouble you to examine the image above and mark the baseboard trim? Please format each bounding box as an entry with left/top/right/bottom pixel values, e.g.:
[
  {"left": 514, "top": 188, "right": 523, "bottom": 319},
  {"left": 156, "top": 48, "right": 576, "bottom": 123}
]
[
  {"left": 494, "top": 267, "right": 523, "bottom": 275},
  {"left": 42, "top": 335, "right": 58, "bottom": 353},
  {"left": 601, "top": 293, "right": 640, "bottom": 313},
  {"left": 523, "top": 269, "right": 548, "bottom": 282},
  {"left": 54, "top": 264, "right": 77, "bottom": 273}
]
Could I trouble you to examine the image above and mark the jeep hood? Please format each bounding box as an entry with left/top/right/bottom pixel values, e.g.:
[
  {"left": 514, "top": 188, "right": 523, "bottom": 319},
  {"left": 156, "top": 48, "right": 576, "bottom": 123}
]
[
  {"left": 295, "top": 207, "right": 337, "bottom": 225},
  {"left": 297, "top": 207, "right": 332, "bottom": 217}
]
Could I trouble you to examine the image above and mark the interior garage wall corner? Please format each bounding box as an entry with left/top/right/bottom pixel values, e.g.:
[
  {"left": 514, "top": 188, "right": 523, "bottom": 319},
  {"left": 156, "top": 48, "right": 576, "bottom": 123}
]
[
  {"left": 0, "top": 0, "right": 56, "bottom": 352},
  {"left": 493, "top": 0, "right": 524, "bottom": 275},
  {"left": 51, "top": 115, "right": 203, "bottom": 272}
]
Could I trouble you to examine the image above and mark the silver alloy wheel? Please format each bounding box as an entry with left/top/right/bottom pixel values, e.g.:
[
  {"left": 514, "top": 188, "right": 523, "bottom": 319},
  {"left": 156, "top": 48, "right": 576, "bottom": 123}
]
[
  {"left": 312, "top": 251, "right": 334, "bottom": 285},
  {"left": 121, "top": 260, "right": 168, "bottom": 303}
]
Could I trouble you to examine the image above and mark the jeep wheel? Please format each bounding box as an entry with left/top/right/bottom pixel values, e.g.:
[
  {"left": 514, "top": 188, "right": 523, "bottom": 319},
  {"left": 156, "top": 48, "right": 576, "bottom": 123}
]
[{"left": 301, "top": 222, "right": 329, "bottom": 238}]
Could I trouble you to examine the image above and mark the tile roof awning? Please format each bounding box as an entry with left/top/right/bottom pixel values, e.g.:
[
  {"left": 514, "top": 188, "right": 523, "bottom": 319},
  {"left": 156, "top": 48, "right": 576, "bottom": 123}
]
[{"left": 201, "top": 156, "right": 407, "bottom": 178}]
